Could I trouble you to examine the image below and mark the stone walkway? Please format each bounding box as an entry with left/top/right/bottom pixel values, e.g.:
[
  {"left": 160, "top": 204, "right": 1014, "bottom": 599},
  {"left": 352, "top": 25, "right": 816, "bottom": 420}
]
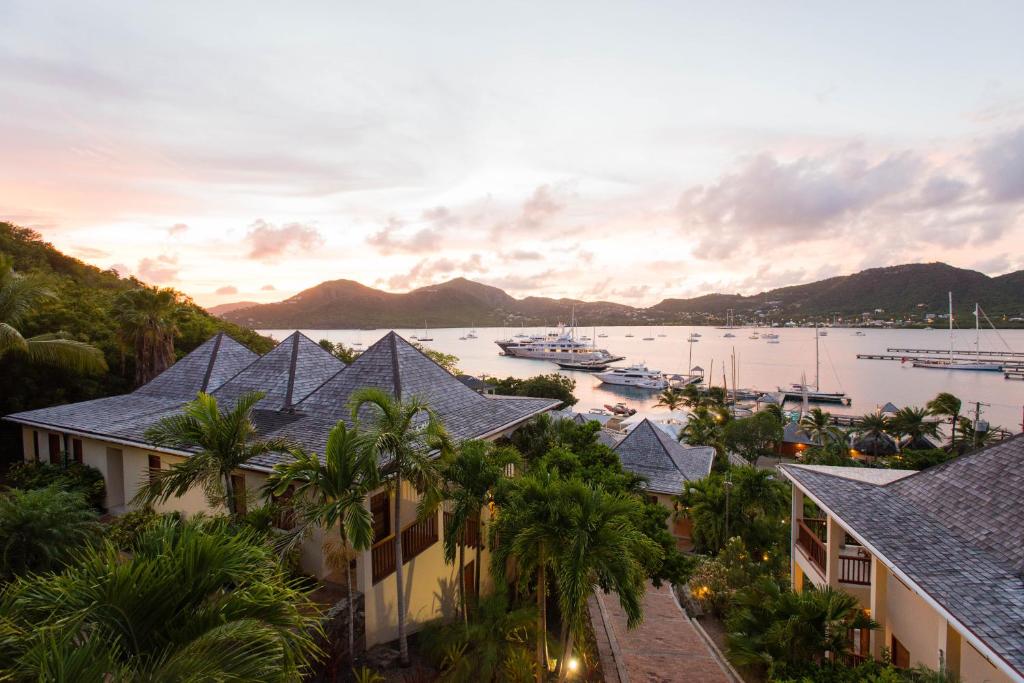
[{"left": 589, "top": 582, "right": 735, "bottom": 683}]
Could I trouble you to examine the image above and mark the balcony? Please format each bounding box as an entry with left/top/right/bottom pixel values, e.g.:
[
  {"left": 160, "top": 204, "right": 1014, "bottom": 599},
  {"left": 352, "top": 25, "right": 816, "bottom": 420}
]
[
  {"left": 371, "top": 513, "right": 439, "bottom": 584},
  {"left": 443, "top": 511, "right": 481, "bottom": 548},
  {"left": 797, "top": 518, "right": 872, "bottom": 585}
]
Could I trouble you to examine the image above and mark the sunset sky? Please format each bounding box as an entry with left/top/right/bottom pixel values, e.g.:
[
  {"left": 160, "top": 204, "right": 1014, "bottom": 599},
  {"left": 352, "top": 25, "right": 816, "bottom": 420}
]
[{"left": 2, "top": 1, "right": 1022, "bottom": 307}]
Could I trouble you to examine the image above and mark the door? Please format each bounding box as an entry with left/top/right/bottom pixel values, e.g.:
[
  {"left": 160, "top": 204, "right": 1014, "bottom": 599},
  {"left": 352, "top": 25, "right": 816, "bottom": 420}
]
[
  {"left": 463, "top": 560, "right": 476, "bottom": 605},
  {"left": 48, "top": 433, "right": 62, "bottom": 465},
  {"left": 105, "top": 447, "right": 125, "bottom": 511},
  {"left": 230, "top": 474, "right": 247, "bottom": 516}
]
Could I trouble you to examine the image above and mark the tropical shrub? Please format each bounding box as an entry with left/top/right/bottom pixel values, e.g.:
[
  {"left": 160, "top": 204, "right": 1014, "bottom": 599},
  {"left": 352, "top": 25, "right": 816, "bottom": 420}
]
[
  {"left": 103, "top": 507, "right": 162, "bottom": 549},
  {"left": 0, "top": 516, "right": 321, "bottom": 680},
  {"left": 688, "top": 537, "right": 767, "bottom": 615},
  {"left": 491, "top": 374, "right": 578, "bottom": 407},
  {"left": 0, "top": 486, "right": 102, "bottom": 580},
  {"left": 723, "top": 411, "right": 783, "bottom": 464},
  {"left": 5, "top": 461, "right": 106, "bottom": 510}
]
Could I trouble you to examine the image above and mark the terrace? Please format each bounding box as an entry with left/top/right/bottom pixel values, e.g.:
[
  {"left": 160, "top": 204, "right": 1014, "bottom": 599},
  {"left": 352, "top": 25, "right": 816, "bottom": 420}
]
[{"left": 796, "top": 516, "right": 872, "bottom": 587}]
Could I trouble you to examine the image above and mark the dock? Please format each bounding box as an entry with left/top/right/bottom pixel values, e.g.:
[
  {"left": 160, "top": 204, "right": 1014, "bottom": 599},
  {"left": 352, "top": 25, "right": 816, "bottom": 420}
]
[
  {"left": 858, "top": 352, "right": 1024, "bottom": 374},
  {"left": 887, "top": 347, "right": 1024, "bottom": 358}
]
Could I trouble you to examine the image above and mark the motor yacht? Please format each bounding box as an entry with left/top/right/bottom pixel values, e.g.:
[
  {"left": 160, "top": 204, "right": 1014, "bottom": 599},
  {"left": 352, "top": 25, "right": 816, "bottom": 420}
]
[
  {"left": 596, "top": 363, "right": 668, "bottom": 389},
  {"left": 495, "top": 325, "right": 623, "bottom": 363}
]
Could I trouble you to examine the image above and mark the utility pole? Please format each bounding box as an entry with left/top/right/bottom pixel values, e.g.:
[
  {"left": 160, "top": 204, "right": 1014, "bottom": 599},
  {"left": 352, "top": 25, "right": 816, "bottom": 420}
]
[{"left": 970, "top": 400, "right": 990, "bottom": 449}]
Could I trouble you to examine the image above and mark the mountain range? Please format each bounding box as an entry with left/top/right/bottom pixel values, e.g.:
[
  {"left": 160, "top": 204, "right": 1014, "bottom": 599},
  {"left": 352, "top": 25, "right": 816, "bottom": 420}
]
[{"left": 216, "top": 262, "right": 1024, "bottom": 329}]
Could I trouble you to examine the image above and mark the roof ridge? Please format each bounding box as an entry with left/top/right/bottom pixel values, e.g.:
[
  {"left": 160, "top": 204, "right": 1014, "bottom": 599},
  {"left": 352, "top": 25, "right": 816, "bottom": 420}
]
[
  {"left": 389, "top": 332, "right": 402, "bottom": 399},
  {"left": 283, "top": 334, "right": 300, "bottom": 409},
  {"left": 292, "top": 333, "right": 394, "bottom": 408},
  {"left": 199, "top": 332, "right": 224, "bottom": 393},
  {"left": 887, "top": 431, "right": 1024, "bottom": 487}
]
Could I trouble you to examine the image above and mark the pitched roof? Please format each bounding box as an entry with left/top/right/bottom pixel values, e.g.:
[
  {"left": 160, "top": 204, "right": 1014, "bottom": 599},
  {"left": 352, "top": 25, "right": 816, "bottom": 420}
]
[
  {"left": 295, "top": 333, "right": 560, "bottom": 445},
  {"left": 456, "top": 375, "right": 495, "bottom": 392},
  {"left": 135, "top": 332, "right": 259, "bottom": 399},
  {"left": 614, "top": 418, "right": 714, "bottom": 494},
  {"left": 781, "top": 435, "right": 1024, "bottom": 680},
  {"left": 212, "top": 332, "right": 344, "bottom": 411},
  {"left": 782, "top": 422, "right": 817, "bottom": 446}
]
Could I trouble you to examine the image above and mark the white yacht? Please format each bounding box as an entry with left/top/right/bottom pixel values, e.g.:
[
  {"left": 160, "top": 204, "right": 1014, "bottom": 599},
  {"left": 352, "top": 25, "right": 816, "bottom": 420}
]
[
  {"left": 495, "top": 326, "right": 623, "bottom": 363},
  {"left": 596, "top": 363, "right": 668, "bottom": 389}
]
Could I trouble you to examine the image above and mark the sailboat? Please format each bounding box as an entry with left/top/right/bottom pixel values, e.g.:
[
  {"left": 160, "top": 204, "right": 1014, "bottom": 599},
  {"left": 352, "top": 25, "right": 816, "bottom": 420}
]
[
  {"left": 418, "top": 321, "right": 434, "bottom": 342},
  {"left": 912, "top": 294, "right": 1002, "bottom": 371},
  {"left": 779, "top": 322, "right": 849, "bottom": 404}
]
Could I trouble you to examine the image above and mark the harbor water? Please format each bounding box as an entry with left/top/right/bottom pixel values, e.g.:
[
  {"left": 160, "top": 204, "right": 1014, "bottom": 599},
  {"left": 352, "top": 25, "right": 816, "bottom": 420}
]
[{"left": 261, "top": 326, "right": 1024, "bottom": 432}]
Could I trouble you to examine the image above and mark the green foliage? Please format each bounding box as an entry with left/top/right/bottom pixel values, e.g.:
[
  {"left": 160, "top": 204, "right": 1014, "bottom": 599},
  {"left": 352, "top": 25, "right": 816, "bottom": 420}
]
[
  {"left": 678, "top": 404, "right": 730, "bottom": 458},
  {"left": 723, "top": 411, "right": 783, "bottom": 464},
  {"left": 491, "top": 374, "right": 578, "bottom": 407},
  {"left": 418, "top": 590, "right": 536, "bottom": 682},
  {"left": 103, "top": 507, "right": 162, "bottom": 549},
  {"left": 318, "top": 338, "right": 359, "bottom": 364},
  {"left": 4, "top": 460, "right": 106, "bottom": 510},
  {"left": 0, "top": 222, "right": 273, "bottom": 416},
  {"left": 676, "top": 466, "right": 789, "bottom": 557},
  {"left": 725, "top": 579, "right": 877, "bottom": 675},
  {"left": 0, "top": 486, "right": 102, "bottom": 579},
  {"left": 688, "top": 537, "right": 768, "bottom": 615},
  {"left": 352, "top": 666, "right": 386, "bottom": 683},
  {"left": 0, "top": 516, "right": 321, "bottom": 681},
  {"left": 880, "top": 448, "right": 953, "bottom": 470}
]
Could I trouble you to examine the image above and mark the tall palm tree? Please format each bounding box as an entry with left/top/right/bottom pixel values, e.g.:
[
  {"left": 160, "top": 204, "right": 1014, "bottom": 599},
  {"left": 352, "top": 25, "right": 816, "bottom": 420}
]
[
  {"left": 798, "top": 408, "right": 842, "bottom": 446},
  {"left": 350, "top": 387, "right": 449, "bottom": 668},
  {"left": 113, "top": 286, "right": 181, "bottom": 387},
  {"left": 266, "top": 421, "right": 379, "bottom": 662},
  {"left": 851, "top": 412, "right": 894, "bottom": 457},
  {"left": 678, "top": 405, "right": 727, "bottom": 454},
  {"left": 0, "top": 254, "right": 106, "bottom": 373},
  {"left": 680, "top": 383, "right": 702, "bottom": 409},
  {"left": 927, "top": 392, "right": 962, "bottom": 449},
  {"left": 139, "top": 391, "right": 293, "bottom": 518},
  {"left": 0, "top": 487, "right": 102, "bottom": 580},
  {"left": 442, "top": 440, "right": 518, "bottom": 621},
  {"left": 889, "top": 406, "right": 941, "bottom": 450},
  {"left": 0, "top": 516, "right": 320, "bottom": 680},
  {"left": 554, "top": 482, "right": 659, "bottom": 681},
  {"left": 491, "top": 467, "right": 568, "bottom": 682},
  {"left": 654, "top": 387, "right": 685, "bottom": 412}
]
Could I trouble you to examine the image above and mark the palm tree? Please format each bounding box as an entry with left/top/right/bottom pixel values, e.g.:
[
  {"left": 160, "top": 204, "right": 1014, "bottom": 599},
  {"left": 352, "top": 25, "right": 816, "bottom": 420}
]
[
  {"left": 889, "top": 406, "right": 941, "bottom": 450},
  {"left": 799, "top": 408, "right": 843, "bottom": 446},
  {"left": 0, "top": 487, "right": 102, "bottom": 579},
  {"left": 441, "top": 440, "right": 518, "bottom": 621},
  {"left": 927, "top": 392, "right": 962, "bottom": 449},
  {"left": 678, "top": 405, "right": 727, "bottom": 454},
  {"left": 655, "top": 387, "right": 685, "bottom": 412},
  {"left": 0, "top": 254, "right": 106, "bottom": 373},
  {"left": 491, "top": 467, "right": 568, "bottom": 681},
  {"left": 266, "top": 421, "right": 379, "bottom": 662},
  {"left": 113, "top": 286, "right": 181, "bottom": 387},
  {"left": 554, "top": 482, "right": 659, "bottom": 681},
  {"left": 851, "top": 412, "right": 894, "bottom": 457},
  {"left": 0, "top": 516, "right": 320, "bottom": 680},
  {"left": 139, "top": 391, "right": 293, "bottom": 518},
  {"left": 679, "top": 383, "right": 702, "bottom": 409},
  {"left": 350, "top": 387, "right": 449, "bottom": 668}
]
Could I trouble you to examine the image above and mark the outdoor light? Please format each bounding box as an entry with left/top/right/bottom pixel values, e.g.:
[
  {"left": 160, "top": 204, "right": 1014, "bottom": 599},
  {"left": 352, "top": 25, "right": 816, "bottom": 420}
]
[{"left": 568, "top": 657, "right": 580, "bottom": 673}]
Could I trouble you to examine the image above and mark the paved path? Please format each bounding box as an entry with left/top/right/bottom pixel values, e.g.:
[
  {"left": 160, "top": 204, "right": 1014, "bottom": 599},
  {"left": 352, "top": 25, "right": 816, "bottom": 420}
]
[{"left": 590, "top": 582, "right": 734, "bottom": 683}]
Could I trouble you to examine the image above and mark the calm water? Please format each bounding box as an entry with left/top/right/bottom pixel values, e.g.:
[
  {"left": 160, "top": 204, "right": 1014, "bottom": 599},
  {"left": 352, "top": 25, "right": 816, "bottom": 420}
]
[{"left": 262, "top": 326, "right": 1024, "bottom": 432}]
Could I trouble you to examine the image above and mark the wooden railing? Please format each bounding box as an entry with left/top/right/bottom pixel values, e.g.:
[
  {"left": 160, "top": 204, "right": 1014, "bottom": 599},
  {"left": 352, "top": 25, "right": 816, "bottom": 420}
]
[
  {"left": 371, "top": 514, "right": 439, "bottom": 584},
  {"left": 443, "top": 511, "right": 481, "bottom": 548},
  {"left": 839, "top": 554, "right": 872, "bottom": 585},
  {"left": 839, "top": 652, "right": 868, "bottom": 667},
  {"left": 797, "top": 518, "right": 827, "bottom": 574}
]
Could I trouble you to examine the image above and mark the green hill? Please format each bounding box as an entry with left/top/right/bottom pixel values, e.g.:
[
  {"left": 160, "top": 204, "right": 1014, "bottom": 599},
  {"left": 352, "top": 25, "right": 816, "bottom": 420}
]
[
  {"left": 0, "top": 222, "right": 273, "bottom": 416},
  {"left": 222, "top": 263, "right": 1024, "bottom": 329}
]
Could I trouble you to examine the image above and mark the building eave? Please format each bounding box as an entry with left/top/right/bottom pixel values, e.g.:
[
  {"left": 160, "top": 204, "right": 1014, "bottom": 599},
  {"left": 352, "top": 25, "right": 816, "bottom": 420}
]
[{"left": 780, "top": 467, "right": 1024, "bottom": 683}]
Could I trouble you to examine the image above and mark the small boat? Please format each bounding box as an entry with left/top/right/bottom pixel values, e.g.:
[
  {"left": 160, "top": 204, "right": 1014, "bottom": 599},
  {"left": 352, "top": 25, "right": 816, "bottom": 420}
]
[
  {"left": 459, "top": 336, "right": 467, "bottom": 340},
  {"left": 642, "top": 336, "right": 655, "bottom": 341},
  {"left": 604, "top": 402, "right": 637, "bottom": 416},
  {"left": 555, "top": 359, "right": 609, "bottom": 372},
  {"left": 466, "top": 329, "right": 478, "bottom": 339},
  {"left": 748, "top": 333, "right": 760, "bottom": 340},
  {"left": 767, "top": 340, "right": 781, "bottom": 344},
  {"left": 818, "top": 331, "right": 828, "bottom": 337},
  {"left": 854, "top": 331, "right": 866, "bottom": 336},
  {"left": 418, "top": 321, "right": 433, "bottom": 342},
  {"left": 625, "top": 333, "right": 634, "bottom": 338},
  {"left": 763, "top": 332, "right": 779, "bottom": 339},
  {"left": 723, "top": 332, "right": 736, "bottom": 338},
  {"left": 657, "top": 333, "right": 667, "bottom": 338},
  {"left": 598, "top": 333, "right": 608, "bottom": 338},
  {"left": 691, "top": 332, "right": 702, "bottom": 337}
]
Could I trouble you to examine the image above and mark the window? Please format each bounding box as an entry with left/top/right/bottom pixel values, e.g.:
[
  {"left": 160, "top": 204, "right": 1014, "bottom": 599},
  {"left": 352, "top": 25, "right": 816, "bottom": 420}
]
[
  {"left": 48, "top": 434, "right": 62, "bottom": 465},
  {"left": 32, "top": 431, "right": 39, "bottom": 462},
  {"left": 148, "top": 454, "right": 161, "bottom": 482},
  {"left": 72, "top": 439, "right": 83, "bottom": 464},
  {"left": 892, "top": 635, "right": 910, "bottom": 669},
  {"left": 371, "top": 491, "right": 391, "bottom": 543}
]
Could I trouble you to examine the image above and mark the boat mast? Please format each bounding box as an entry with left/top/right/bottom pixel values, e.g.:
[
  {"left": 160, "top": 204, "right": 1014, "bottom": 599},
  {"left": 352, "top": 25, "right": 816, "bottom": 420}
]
[
  {"left": 948, "top": 292, "right": 953, "bottom": 363},
  {"left": 814, "top": 319, "right": 820, "bottom": 390},
  {"left": 974, "top": 303, "right": 981, "bottom": 358}
]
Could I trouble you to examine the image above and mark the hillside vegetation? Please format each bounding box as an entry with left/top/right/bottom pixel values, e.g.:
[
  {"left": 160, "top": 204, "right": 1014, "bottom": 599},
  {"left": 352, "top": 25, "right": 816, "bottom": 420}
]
[
  {"left": 0, "top": 223, "right": 273, "bottom": 416},
  {"left": 222, "top": 264, "right": 1024, "bottom": 329}
]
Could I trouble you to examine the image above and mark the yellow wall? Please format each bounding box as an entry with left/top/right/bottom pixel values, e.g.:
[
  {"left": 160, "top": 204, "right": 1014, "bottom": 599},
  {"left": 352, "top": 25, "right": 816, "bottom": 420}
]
[
  {"left": 885, "top": 575, "right": 944, "bottom": 670},
  {"left": 961, "top": 641, "right": 1014, "bottom": 683}
]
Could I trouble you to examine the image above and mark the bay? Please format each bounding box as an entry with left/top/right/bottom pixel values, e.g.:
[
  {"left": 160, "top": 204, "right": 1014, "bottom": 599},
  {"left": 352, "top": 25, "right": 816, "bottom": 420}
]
[{"left": 261, "top": 326, "right": 1024, "bottom": 432}]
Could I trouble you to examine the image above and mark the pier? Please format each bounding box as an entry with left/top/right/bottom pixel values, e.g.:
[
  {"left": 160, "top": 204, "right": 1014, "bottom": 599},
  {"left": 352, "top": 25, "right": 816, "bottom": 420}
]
[{"left": 886, "top": 347, "right": 1024, "bottom": 358}]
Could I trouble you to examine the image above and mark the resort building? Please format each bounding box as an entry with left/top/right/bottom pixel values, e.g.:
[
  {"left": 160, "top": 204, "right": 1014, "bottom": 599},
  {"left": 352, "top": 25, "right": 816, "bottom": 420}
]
[
  {"left": 781, "top": 435, "right": 1024, "bottom": 683},
  {"left": 4, "top": 331, "right": 559, "bottom": 648},
  {"left": 613, "top": 418, "right": 715, "bottom": 550}
]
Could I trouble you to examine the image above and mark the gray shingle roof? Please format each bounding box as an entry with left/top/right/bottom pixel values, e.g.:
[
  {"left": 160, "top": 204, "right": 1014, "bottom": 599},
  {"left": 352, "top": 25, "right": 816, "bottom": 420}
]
[
  {"left": 135, "top": 332, "right": 259, "bottom": 399},
  {"left": 614, "top": 419, "right": 715, "bottom": 494},
  {"left": 781, "top": 435, "right": 1024, "bottom": 680},
  {"left": 783, "top": 422, "right": 817, "bottom": 446},
  {"left": 213, "top": 332, "right": 344, "bottom": 411},
  {"left": 6, "top": 331, "right": 560, "bottom": 473}
]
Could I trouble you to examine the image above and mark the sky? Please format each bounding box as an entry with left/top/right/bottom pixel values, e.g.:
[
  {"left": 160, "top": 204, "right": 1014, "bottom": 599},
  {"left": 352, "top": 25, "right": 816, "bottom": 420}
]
[{"left": 1, "top": 1, "right": 1023, "bottom": 308}]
